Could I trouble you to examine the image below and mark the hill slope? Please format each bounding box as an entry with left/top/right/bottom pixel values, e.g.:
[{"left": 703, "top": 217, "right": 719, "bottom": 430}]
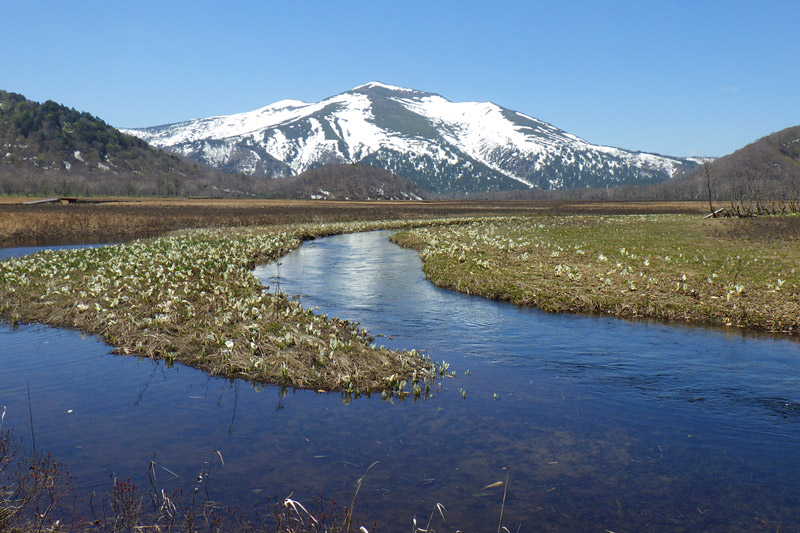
[
  {"left": 661, "top": 125, "right": 800, "bottom": 203},
  {"left": 0, "top": 90, "right": 247, "bottom": 197},
  {"left": 705, "top": 125, "right": 800, "bottom": 188},
  {"left": 123, "top": 82, "right": 701, "bottom": 195}
]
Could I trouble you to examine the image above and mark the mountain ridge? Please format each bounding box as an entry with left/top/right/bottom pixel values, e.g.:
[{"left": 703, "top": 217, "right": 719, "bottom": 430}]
[{"left": 123, "top": 82, "right": 702, "bottom": 194}]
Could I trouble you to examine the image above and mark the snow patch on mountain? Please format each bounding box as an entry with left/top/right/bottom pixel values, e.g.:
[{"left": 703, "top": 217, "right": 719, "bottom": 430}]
[
  {"left": 122, "top": 82, "right": 699, "bottom": 194},
  {"left": 323, "top": 93, "right": 393, "bottom": 153},
  {"left": 352, "top": 81, "right": 416, "bottom": 93}
]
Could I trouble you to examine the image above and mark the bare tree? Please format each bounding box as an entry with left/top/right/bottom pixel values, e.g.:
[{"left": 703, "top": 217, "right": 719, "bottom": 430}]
[{"left": 703, "top": 162, "right": 716, "bottom": 216}]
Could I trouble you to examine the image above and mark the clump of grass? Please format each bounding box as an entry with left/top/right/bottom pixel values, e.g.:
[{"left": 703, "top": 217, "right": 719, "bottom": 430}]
[
  {"left": 3, "top": 426, "right": 518, "bottom": 532},
  {"left": 392, "top": 214, "right": 800, "bottom": 335},
  {"left": 0, "top": 429, "right": 75, "bottom": 532},
  {"left": 0, "top": 218, "right": 472, "bottom": 395},
  {"left": 0, "top": 427, "right": 372, "bottom": 532}
]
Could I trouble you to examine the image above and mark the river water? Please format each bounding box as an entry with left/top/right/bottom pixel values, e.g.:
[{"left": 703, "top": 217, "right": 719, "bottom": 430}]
[{"left": 2, "top": 231, "right": 800, "bottom": 531}]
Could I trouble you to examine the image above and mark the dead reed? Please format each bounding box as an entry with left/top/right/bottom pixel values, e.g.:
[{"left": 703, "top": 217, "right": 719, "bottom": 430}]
[
  {"left": 0, "top": 427, "right": 372, "bottom": 532},
  {"left": 0, "top": 199, "right": 707, "bottom": 247}
]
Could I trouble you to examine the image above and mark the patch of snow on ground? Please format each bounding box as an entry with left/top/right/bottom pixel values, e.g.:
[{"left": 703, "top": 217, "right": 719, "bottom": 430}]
[
  {"left": 326, "top": 93, "right": 421, "bottom": 159},
  {"left": 264, "top": 130, "right": 293, "bottom": 162},
  {"left": 237, "top": 141, "right": 263, "bottom": 174},
  {"left": 686, "top": 156, "right": 715, "bottom": 165},
  {"left": 197, "top": 138, "right": 240, "bottom": 167}
]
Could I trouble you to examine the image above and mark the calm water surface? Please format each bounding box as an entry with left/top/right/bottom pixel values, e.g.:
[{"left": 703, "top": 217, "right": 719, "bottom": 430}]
[
  {"left": 0, "top": 243, "right": 108, "bottom": 260},
  {"left": 2, "top": 232, "right": 799, "bottom": 531}
]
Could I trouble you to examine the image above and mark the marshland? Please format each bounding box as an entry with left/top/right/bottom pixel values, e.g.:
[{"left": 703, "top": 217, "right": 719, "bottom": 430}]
[
  {"left": 391, "top": 214, "right": 800, "bottom": 335},
  {"left": 1, "top": 199, "right": 800, "bottom": 531}
]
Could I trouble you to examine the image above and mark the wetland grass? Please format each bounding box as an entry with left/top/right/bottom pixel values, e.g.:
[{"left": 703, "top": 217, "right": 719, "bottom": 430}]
[
  {"left": 0, "top": 218, "right": 473, "bottom": 395},
  {"left": 0, "top": 198, "right": 706, "bottom": 248},
  {"left": 0, "top": 199, "right": 529, "bottom": 248},
  {"left": 391, "top": 214, "right": 800, "bottom": 336}
]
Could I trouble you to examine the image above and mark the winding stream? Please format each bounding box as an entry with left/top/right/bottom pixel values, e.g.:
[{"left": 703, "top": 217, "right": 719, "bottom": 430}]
[{"left": 2, "top": 231, "right": 800, "bottom": 531}]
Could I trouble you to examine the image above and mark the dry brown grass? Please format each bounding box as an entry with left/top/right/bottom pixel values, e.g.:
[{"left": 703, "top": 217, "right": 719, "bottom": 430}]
[
  {"left": 712, "top": 215, "right": 800, "bottom": 242},
  {"left": 0, "top": 198, "right": 708, "bottom": 247},
  {"left": 1, "top": 427, "right": 366, "bottom": 532}
]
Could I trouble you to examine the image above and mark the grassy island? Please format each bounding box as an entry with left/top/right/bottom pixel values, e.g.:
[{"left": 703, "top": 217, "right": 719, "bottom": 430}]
[{"left": 0, "top": 219, "right": 472, "bottom": 397}]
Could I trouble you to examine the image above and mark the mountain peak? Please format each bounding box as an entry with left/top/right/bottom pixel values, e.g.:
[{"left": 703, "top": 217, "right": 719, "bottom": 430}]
[
  {"left": 123, "top": 84, "right": 699, "bottom": 194},
  {"left": 263, "top": 98, "right": 308, "bottom": 109},
  {"left": 350, "top": 81, "right": 417, "bottom": 93}
]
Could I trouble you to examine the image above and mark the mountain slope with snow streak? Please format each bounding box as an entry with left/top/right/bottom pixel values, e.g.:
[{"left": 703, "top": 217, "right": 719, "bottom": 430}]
[{"left": 122, "top": 82, "right": 698, "bottom": 194}]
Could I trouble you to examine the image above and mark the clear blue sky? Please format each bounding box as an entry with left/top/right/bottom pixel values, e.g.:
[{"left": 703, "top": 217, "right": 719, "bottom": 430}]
[{"left": 3, "top": 0, "right": 798, "bottom": 157}]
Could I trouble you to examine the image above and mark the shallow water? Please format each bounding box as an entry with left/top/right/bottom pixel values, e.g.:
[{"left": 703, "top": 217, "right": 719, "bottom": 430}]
[
  {"left": 2, "top": 232, "right": 800, "bottom": 531},
  {"left": 0, "top": 243, "right": 108, "bottom": 261}
]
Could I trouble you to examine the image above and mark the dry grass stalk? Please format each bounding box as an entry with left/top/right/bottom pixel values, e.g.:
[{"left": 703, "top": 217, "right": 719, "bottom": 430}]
[{"left": 0, "top": 199, "right": 707, "bottom": 248}]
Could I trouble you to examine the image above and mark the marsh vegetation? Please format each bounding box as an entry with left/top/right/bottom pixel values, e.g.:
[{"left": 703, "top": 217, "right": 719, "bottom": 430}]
[
  {"left": 2, "top": 201, "right": 800, "bottom": 531},
  {"left": 0, "top": 219, "right": 485, "bottom": 395},
  {"left": 392, "top": 214, "right": 800, "bottom": 336},
  {"left": 0, "top": 198, "right": 705, "bottom": 247}
]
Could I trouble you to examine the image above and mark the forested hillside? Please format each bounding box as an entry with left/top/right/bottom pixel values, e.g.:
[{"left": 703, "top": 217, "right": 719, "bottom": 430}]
[
  {"left": 0, "top": 90, "right": 242, "bottom": 197},
  {"left": 658, "top": 125, "right": 800, "bottom": 212}
]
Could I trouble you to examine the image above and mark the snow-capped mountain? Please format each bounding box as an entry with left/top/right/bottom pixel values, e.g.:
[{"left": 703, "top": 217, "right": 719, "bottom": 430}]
[{"left": 122, "top": 82, "right": 699, "bottom": 194}]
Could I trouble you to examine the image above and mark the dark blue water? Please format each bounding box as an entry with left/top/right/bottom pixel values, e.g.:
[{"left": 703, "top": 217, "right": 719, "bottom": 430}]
[
  {"left": 0, "top": 243, "right": 108, "bottom": 260},
  {"left": 2, "top": 232, "right": 800, "bottom": 531}
]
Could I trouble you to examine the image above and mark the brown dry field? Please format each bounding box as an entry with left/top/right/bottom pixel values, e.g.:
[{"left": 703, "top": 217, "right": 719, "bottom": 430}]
[{"left": 0, "top": 197, "right": 707, "bottom": 247}]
